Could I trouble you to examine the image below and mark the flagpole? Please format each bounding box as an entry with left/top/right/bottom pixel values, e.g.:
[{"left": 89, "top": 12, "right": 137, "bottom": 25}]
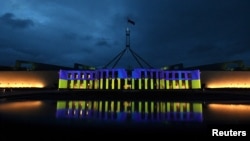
[{"left": 103, "top": 18, "right": 154, "bottom": 69}]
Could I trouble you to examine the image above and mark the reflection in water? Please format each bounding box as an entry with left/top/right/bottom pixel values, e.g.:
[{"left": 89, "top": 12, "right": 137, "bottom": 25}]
[
  {"left": 206, "top": 103, "right": 250, "bottom": 124},
  {"left": 0, "top": 101, "right": 42, "bottom": 112},
  {"left": 2, "top": 99, "right": 250, "bottom": 138},
  {"left": 56, "top": 100, "right": 203, "bottom": 123}
]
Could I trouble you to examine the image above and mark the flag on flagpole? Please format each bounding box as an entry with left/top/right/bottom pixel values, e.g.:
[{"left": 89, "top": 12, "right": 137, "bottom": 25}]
[{"left": 128, "top": 18, "right": 135, "bottom": 25}]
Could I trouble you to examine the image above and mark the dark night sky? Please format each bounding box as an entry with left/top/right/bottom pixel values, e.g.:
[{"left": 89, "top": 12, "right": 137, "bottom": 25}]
[{"left": 0, "top": 0, "right": 250, "bottom": 69}]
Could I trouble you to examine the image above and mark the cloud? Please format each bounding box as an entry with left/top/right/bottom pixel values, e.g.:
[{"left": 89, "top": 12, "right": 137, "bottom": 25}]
[
  {"left": 0, "top": 0, "right": 249, "bottom": 69},
  {"left": 0, "top": 13, "right": 34, "bottom": 29},
  {"left": 95, "top": 40, "right": 110, "bottom": 47}
]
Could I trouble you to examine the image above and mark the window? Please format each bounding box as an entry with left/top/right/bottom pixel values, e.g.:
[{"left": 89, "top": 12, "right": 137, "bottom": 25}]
[
  {"left": 147, "top": 71, "right": 150, "bottom": 78},
  {"left": 175, "top": 73, "right": 178, "bottom": 79},
  {"left": 108, "top": 71, "right": 112, "bottom": 79},
  {"left": 153, "top": 72, "right": 156, "bottom": 79},
  {"left": 103, "top": 72, "right": 106, "bottom": 79},
  {"left": 175, "top": 80, "right": 179, "bottom": 88},
  {"left": 68, "top": 73, "right": 72, "bottom": 79},
  {"left": 114, "top": 71, "right": 118, "bottom": 78},
  {"left": 169, "top": 73, "right": 172, "bottom": 79},
  {"left": 74, "top": 73, "right": 78, "bottom": 79},
  {"left": 141, "top": 71, "right": 145, "bottom": 78},
  {"left": 169, "top": 81, "right": 173, "bottom": 89},
  {"left": 181, "top": 73, "right": 185, "bottom": 79},
  {"left": 182, "top": 80, "right": 186, "bottom": 88}
]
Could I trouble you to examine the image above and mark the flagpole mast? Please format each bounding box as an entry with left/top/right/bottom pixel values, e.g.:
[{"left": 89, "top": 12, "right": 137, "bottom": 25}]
[
  {"left": 126, "top": 27, "right": 130, "bottom": 48},
  {"left": 103, "top": 17, "right": 154, "bottom": 69}
]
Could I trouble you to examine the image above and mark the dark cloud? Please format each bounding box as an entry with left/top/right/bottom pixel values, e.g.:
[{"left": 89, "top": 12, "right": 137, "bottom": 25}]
[
  {"left": 224, "top": 41, "right": 250, "bottom": 57},
  {"left": 0, "top": 0, "right": 249, "bottom": 68},
  {"left": 95, "top": 40, "right": 110, "bottom": 47},
  {"left": 0, "top": 13, "right": 34, "bottom": 29},
  {"left": 63, "top": 32, "right": 78, "bottom": 41}
]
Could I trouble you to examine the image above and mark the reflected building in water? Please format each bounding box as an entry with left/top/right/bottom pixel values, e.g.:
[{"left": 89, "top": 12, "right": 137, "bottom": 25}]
[{"left": 56, "top": 100, "right": 203, "bottom": 123}]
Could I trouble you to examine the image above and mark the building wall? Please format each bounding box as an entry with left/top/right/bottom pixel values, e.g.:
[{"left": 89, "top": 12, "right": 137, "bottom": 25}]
[
  {"left": 200, "top": 71, "right": 250, "bottom": 88},
  {"left": 58, "top": 69, "right": 201, "bottom": 90},
  {"left": 0, "top": 71, "right": 58, "bottom": 88},
  {"left": 1, "top": 70, "right": 249, "bottom": 89}
]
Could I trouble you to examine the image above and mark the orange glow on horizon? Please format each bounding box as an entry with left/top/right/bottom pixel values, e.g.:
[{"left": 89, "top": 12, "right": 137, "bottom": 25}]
[
  {"left": 201, "top": 71, "right": 250, "bottom": 88},
  {"left": 0, "top": 101, "right": 42, "bottom": 112},
  {"left": 0, "top": 71, "right": 58, "bottom": 88},
  {"left": 205, "top": 81, "right": 250, "bottom": 88},
  {"left": 0, "top": 81, "right": 45, "bottom": 88}
]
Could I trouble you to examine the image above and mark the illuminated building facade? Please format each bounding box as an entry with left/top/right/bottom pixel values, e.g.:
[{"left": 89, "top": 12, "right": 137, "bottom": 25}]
[
  {"left": 201, "top": 71, "right": 250, "bottom": 88},
  {"left": 1, "top": 59, "right": 250, "bottom": 90},
  {"left": 58, "top": 68, "right": 201, "bottom": 90},
  {"left": 0, "top": 71, "right": 58, "bottom": 88},
  {"left": 56, "top": 100, "right": 203, "bottom": 122}
]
